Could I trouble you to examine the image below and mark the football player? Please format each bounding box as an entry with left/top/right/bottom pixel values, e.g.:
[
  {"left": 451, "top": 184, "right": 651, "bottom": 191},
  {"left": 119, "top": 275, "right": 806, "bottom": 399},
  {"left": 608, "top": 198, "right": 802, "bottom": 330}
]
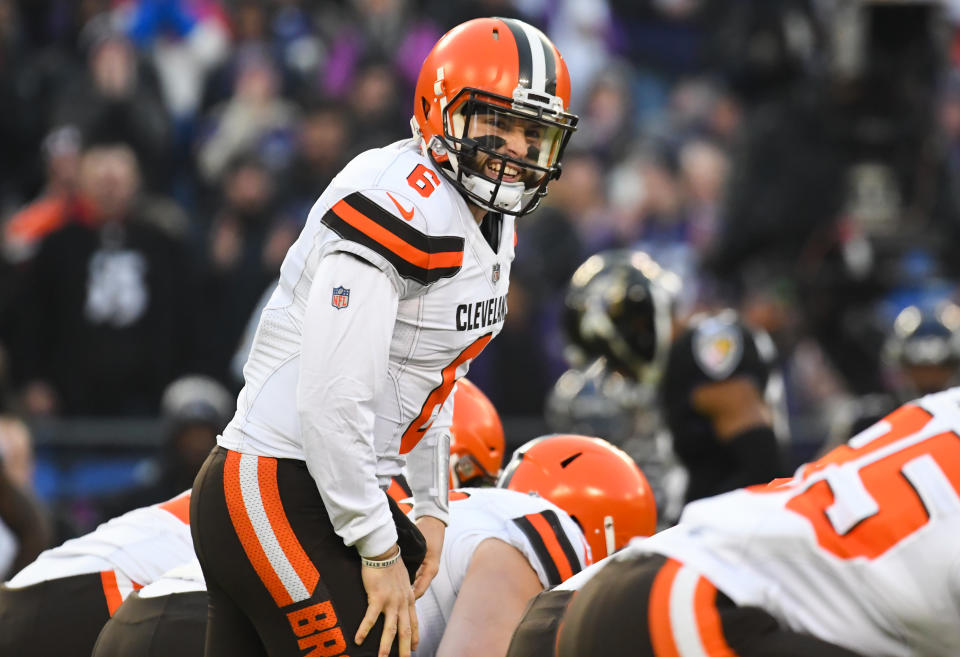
[
  {"left": 827, "top": 300, "right": 960, "bottom": 449},
  {"left": 563, "top": 249, "right": 786, "bottom": 504},
  {"left": 509, "top": 389, "right": 960, "bottom": 657},
  {"left": 412, "top": 435, "right": 654, "bottom": 657},
  {"left": 448, "top": 378, "right": 504, "bottom": 488},
  {"left": 0, "top": 490, "right": 193, "bottom": 657},
  {"left": 91, "top": 435, "right": 656, "bottom": 657},
  {"left": 91, "top": 559, "right": 208, "bottom": 657},
  {"left": 189, "top": 17, "right": 578, "bottom": 657}
]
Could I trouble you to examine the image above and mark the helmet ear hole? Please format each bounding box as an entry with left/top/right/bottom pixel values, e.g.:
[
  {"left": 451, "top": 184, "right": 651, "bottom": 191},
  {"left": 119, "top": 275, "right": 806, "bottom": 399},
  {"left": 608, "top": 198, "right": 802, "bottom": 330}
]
[{"left": 421, "top": 97, "right": 430, "bottom": 120}]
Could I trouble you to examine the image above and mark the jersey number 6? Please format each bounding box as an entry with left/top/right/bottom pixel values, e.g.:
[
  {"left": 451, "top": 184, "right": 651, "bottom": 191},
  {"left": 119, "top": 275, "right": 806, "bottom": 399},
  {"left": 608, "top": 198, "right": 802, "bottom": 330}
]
[
  {"left": 408, "top": 164, "right": 441, "bottom": 198},
  {"left": 399, "top": 334, "right": 493, "bottom": 454}
]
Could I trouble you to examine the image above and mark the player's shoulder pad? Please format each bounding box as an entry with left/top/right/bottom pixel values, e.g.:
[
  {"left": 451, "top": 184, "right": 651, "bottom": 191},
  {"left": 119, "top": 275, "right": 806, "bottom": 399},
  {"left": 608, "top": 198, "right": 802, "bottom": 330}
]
[{"left": 322, "top": 141, "right": 466, "bottom": 286}]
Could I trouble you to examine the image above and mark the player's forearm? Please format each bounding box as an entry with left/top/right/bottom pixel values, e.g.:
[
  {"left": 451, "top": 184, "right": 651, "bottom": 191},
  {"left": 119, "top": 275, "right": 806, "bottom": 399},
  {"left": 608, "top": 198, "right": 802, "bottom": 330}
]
[{"left": 406, "top": 428, "right": 451, "bottom": 525}]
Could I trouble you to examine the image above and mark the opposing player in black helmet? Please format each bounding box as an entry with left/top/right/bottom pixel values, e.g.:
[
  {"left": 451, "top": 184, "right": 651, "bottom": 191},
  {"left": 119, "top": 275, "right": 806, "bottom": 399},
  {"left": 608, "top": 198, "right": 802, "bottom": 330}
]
[
  {"left": 562, "top": 250, "right": 675, "bottom": 384},
  {"left": 559, "top": 249, "right": 787, "bottom": 505}
]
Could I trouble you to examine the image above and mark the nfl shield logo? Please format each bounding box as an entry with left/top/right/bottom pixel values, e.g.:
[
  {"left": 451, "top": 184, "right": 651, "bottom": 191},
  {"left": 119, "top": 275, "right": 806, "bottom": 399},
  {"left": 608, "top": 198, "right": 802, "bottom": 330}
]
[
  {"left": 331, "top": 286, "right": 350, "bottom": 309},
  {"left": 491, "top": 263, "right": 501, "bottom": 284}
]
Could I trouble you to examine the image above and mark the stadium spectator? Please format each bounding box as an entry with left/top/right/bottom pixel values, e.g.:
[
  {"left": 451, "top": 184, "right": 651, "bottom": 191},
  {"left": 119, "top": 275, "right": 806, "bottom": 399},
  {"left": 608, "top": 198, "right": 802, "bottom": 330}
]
[
  {"left": 197, "top": 47, "right": 298, "bottom": 183},
  {"left": 98, "top": 375, "right": 232, "bottom": 519},
  {"left": 12, "top": 142, "right": 200, "bottom": 417},
  {"left": 196, "top": 154, "right": 294, "bottom": 385},
  {"left": 279, "top": 98, "right": 352, "bottom": 223},
  {"left": 1, "top": 126, "right": 84, "bottom": 265},
  {"left": 51, "top": 20, "right": 173, "bottom": 192}
]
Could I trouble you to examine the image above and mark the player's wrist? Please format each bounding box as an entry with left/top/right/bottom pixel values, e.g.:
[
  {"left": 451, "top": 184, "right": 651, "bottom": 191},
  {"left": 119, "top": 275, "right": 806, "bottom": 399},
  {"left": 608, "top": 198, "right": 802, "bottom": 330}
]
[{"left": 361, "top": 544, "right": 401, "bottom": 569}]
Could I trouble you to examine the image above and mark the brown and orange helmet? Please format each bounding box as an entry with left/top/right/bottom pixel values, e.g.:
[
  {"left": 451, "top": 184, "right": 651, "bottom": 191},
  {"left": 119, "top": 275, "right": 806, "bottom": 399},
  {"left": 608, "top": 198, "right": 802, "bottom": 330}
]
[
  {"left": 498, "top": 434, "right": 657, "bottom": 561},
  {"left": 412, "top": 17, "right": 578, "bottom": 216},
  {"left": 449, "top": 378, "right": 505, "bottom": 487}
]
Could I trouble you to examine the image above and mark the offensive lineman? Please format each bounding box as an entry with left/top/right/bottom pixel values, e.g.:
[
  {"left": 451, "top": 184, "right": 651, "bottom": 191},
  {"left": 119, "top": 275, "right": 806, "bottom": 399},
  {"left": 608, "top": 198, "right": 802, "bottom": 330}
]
[
  {"left": 189, "top": 17, "right": 578, "bottom": 657},
  {"left": 0, "top": 490, "right": 194, "bottom": 657},
  {"left": 509, "top": 388, "right": 960, "bottom": 657}
]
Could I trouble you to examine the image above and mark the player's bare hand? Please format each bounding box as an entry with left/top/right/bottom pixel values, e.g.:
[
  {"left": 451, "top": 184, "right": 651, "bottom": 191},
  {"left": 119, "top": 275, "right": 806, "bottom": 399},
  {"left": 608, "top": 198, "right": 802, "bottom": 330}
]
[
  {"left": 413, "top": 515, "right": 445, "bottom": 599},
  {"left": 356, "top": 546, "right": 418, "bottom": 657}
]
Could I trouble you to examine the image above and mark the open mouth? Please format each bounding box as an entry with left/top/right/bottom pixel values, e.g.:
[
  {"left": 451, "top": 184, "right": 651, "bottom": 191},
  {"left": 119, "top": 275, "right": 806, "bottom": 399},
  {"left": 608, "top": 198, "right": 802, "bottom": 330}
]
[{"left": 486, "top": 159, "right": 523, "bottom": 183}]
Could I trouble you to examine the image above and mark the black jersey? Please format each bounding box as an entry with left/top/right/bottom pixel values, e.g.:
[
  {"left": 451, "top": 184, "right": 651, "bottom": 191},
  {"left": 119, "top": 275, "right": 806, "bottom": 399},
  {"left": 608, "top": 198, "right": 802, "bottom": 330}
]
[{"left": 661, "top": 311, "right": 779, "bottom": 502}]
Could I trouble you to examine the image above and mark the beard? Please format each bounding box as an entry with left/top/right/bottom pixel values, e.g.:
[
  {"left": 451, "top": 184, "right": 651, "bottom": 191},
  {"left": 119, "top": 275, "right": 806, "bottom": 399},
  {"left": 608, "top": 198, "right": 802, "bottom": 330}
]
[{"left": 461, "top": 135, "right": 544, "bottom": 187}]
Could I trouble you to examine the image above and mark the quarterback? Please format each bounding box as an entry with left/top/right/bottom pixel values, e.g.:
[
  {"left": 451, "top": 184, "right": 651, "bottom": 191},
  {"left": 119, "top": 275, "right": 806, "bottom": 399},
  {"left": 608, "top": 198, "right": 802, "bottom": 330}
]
[{"left": 189, "top": 16, "right": 578, "bottom": 657}]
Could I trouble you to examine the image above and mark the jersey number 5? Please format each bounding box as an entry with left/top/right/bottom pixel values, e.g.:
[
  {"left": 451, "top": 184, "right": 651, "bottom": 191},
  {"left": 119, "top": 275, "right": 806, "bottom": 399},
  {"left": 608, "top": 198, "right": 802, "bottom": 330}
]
[
  {"left": 763, "top": 404, "right": 960, "bottom": 559},
  {"left": 399, "top": 334, "right": 493, "bottom": 454}
]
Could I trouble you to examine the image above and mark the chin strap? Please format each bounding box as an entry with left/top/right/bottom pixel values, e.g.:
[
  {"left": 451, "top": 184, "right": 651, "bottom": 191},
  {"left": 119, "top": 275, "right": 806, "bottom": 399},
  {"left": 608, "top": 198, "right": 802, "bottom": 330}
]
[{"left": 460, "top": 170, "right": 525, "bottom": 213}]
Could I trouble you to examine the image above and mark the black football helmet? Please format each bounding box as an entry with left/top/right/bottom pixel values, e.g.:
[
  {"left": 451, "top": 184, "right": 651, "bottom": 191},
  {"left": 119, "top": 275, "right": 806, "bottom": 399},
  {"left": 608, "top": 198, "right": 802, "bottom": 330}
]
[{"left": 562, "top": 250, "right": 677, "bottom": 382}]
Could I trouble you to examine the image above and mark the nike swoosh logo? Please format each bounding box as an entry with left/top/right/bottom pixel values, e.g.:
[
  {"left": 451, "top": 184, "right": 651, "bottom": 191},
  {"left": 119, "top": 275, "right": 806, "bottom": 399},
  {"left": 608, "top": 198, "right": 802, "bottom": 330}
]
[{"left": 387, "top": 193, "right": 414, "bottom": 221}]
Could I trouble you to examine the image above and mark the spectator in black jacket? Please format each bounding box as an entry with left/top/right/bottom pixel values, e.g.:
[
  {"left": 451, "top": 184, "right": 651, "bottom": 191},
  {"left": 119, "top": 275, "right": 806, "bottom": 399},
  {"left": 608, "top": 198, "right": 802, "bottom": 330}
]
[{"left": 12, "top": 142, "right": 200, "bottom": 417}]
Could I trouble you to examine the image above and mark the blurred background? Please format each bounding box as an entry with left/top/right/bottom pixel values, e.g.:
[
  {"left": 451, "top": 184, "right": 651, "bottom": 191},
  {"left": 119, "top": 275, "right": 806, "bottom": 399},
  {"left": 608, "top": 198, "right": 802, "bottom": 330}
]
[{"left": 2, "top": 0, "right": 960, "bottom": 554}]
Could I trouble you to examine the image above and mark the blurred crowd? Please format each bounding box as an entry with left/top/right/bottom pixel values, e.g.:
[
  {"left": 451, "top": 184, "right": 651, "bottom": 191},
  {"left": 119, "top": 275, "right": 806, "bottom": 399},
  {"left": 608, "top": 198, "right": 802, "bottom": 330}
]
[{"left": 2, "top": 0, "right": 960, "bottom": 548}]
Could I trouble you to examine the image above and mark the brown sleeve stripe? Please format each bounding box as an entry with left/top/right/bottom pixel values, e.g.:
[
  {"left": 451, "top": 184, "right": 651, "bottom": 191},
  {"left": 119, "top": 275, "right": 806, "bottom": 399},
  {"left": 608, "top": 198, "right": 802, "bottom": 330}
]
[
  {"left": 322, "top": 192, "right": 464, "bottom": 285},
  {"left": 513, "top": 510, "right": 582, "bottom": 586}
]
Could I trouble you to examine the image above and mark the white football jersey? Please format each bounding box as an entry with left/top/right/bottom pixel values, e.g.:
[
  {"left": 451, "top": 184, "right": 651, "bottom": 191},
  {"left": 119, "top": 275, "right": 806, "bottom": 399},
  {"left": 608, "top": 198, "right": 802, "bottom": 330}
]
[
  {"left": 221, "top": 137, "right": 512, "bottom": 468},
  {"left": 218, "top": 138, "right": 513, "bottom": 549},
  {"left": 633, "top": 388, "right": 960, "bottom": 657},
  {"left": 137, "top": 558, "right": 205, "bottom": 599},
  {"left": 6, "top": 490, "right": 193, "bottom": 591},
  {"left": 413, "top": 488, "right": 589, "bottom": 657}
]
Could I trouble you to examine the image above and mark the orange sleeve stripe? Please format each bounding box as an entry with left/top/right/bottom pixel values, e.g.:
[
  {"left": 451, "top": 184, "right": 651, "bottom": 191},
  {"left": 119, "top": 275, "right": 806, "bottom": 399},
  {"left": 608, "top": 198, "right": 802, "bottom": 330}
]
[
  {"left": 694, "top": 576, "right": 740, "bottom": 657},
  {"left": 100, "top": 571, "right": 124, "bottom": 617},
  {"left": 157, "top": 492, "right": 191, "bottom": 525},
  {"left": 526, "top": 513, "right": 575, "bottom": 582},
  {"left": 256, "top": 457, "right": 320, "bottom": 597},
  {"left": 386, "top": 477, "right": 412, "bottom": 505},
  {"left": 223, "top": 450, "right": 294, "bottom": 607},
  {"left": 332, "top": 199, "right": 463, "bottom": 270},
  {"left": 648, "top": 558, "right": 682, "bottom": 657}
]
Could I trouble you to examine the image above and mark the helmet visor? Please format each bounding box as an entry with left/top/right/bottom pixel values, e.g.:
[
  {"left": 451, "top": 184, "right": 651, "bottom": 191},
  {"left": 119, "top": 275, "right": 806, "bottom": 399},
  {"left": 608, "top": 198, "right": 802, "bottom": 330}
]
[{"left": 452, "top": 97, "right": 575, "bottom": 187}]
